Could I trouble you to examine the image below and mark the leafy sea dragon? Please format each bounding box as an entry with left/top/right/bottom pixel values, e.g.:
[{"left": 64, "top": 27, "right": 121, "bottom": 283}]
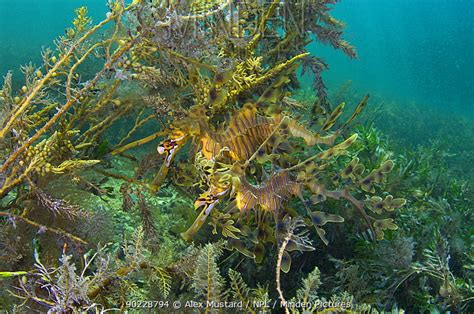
[
  {"left": 155, "top": 96, "right": 349, "bottom": 175},
  {"left": 180, "top": 131, "right": 361, "bottom": 244},
  {"left": 179, "top": 95, "right": 372, "bottom": 241},
  {"left": 156, "top": 93, "right": 393, "bottom": 250},
  {"left": 182, "top": 97, "right": 405, "bottom": 255}
]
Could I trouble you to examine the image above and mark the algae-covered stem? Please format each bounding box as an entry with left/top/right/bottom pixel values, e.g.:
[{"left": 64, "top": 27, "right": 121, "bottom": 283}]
[
  {"left": 65, "top": 39, "right": 114, "bottom": 100},
  {"left": 0, "top": 36, "right": 140, "bottom": 175},
  {"left": 116, "top": 111, "right": 155, "bottom": 147},
  {"left": 0, "top": 1, "right": 142, "bottom": 172},
  {"left": 155, "top": 0, "right": 232, "bottom": 27},
  {"left": 276, "top": 233, "right": 291, "bottom": 314},
  {"left": 0, "top": 12, "right": 116, "bottom": 140},
  {"left": 0, "top": 155, "right": 40, "bottom": 197},
  {"left": 0, "top": 211, "right": 87, "bottom": 245},
  {"left": 111, "top": 131, "right": 166, "bottom": 155}
]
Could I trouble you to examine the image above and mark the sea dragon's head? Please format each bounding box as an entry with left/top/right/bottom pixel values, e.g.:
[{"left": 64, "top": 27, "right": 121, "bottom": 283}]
[
  {"left": 181, "top": 187, "right": 229, "bottom": 242},
  {"left": 194, "top": 187, "right": 228, "bottom": 215},
  {"left": 157, "top": 130, "right": 187, "bottom": 167}
]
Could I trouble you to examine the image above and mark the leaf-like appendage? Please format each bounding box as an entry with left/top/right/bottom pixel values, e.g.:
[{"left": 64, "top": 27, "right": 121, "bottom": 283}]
[{"left": 281, "top": 251, "right": 292, "bottom": 273}]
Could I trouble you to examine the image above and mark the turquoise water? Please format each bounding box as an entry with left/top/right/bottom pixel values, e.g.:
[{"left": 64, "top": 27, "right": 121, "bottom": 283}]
[
  {"left": 0, "top": 0, "right": 107, "bottom": 85},
  {"left": 1, "top": 1, "right": 473, "bottom": 116},
  {"left": 315, "top": 0, "right": 474, "bottom": 116}
]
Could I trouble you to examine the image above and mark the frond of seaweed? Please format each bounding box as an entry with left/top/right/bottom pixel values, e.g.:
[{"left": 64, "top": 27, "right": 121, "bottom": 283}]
[{"left": 191, "top": 242, "right": 226, "bottom": 307}]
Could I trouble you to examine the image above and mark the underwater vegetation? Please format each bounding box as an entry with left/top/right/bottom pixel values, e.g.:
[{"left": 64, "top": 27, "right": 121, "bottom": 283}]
[{"left": 0, "top": 0, "right": 472, "bottom": 312}]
